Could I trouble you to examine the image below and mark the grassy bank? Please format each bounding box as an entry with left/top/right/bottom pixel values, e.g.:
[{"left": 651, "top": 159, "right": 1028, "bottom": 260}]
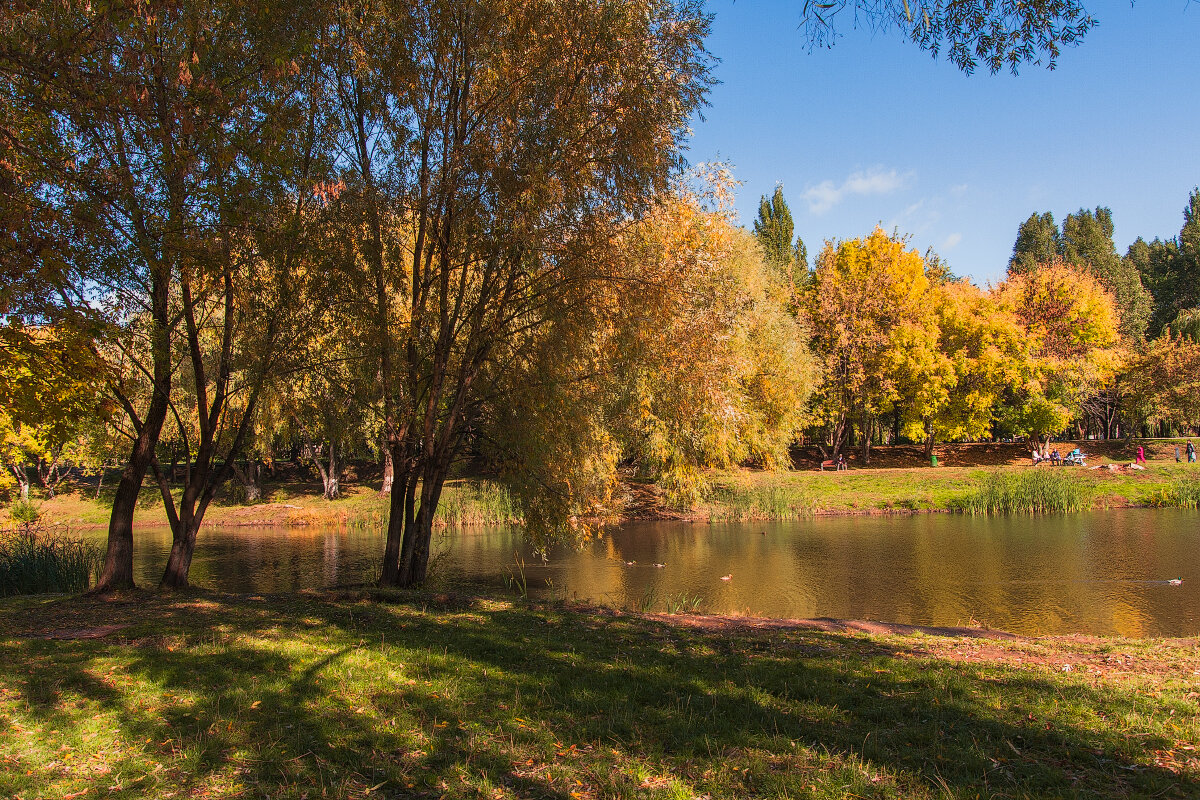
[
  {"left": 1, "top": 591, "right": 1197, "bottom": 799},
  {"left": 9, "top": 440, "right": 1200, "bottom": 531}
]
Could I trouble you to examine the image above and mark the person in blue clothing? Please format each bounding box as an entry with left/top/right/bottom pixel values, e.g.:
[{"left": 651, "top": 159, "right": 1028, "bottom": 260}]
[{"left": 1188, "top": 440, "right": 1197, "bottom": 463}]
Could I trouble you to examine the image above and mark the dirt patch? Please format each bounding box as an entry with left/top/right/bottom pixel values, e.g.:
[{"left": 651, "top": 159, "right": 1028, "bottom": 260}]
[
  {"left": 651, "top": 611, "right": 1021, "bottom": 640},
  {"left": 26, "top": 624, "right": 131, "bottom": 640}
]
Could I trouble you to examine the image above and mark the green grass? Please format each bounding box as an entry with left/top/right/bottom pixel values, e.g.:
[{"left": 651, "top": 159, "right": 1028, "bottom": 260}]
[
  {"left": 951, "top": 469, "right": 1097, "bottom": 515},
  {"left": 0, "top": 527, "right": 101, "bottom": 597},
  {"left": 0, "top": 591, "right": 1197, "bottom": 799}
]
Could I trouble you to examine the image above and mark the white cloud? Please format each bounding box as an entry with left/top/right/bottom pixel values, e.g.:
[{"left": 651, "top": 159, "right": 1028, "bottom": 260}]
[
  {"left": 942, "top": 232, "right": 963, "bottom": 250},
  {"left": 802, "top": 167, "right": 912, "bottom": 214},
  {"left": 949, "top": 183, "right": 969, "bottom": 198}
]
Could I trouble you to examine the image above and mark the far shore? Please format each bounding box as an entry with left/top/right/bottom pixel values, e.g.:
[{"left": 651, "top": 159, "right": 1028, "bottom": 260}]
[{"left": 10, "top": 438, "right": 1199, "bottom": 532}]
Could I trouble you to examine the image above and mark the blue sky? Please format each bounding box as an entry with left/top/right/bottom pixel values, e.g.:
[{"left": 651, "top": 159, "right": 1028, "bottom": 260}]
[{"left": 685, "top": 1, "right": 1200, "bottom": 284}]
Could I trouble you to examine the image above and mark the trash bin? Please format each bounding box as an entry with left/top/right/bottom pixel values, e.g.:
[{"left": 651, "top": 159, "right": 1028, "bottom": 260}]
[{"left": 930, "top": 453, "right": 938, "bottom": 467}]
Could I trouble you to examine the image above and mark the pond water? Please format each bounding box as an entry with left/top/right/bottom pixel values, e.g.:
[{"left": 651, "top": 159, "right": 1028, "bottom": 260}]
[{"left": 89, "top": 509, "right": 1200, "bottom": 637}]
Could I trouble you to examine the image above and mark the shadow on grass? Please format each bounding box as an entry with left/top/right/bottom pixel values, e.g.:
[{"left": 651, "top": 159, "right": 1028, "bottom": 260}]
[{"left": 0, "top": 592, "right": 1195, "bottom": 799}]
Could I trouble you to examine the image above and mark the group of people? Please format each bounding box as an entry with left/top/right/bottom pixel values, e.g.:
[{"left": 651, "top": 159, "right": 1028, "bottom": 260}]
[
  {"left": 1175, "top": 440, "right": 1197, "bottom": 463},
  {"left": 1033, "top": 447, "right": 1083, "bottom": 466}
]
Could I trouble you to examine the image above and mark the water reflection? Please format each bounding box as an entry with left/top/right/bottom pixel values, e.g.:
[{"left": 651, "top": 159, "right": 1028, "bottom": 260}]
[{"left": 94, "top": 509, "right": 1200, "bottom": 637}]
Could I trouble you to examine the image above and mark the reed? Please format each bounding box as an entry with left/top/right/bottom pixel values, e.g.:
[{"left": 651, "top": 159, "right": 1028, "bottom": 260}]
[
  {"left": 951, "top": 469, "right": 1095, "bottom": 515},
  {"left": 1146, "top": 475, "right": 1200, "bottom": 509},
  {"left": 0, "top": 526, "right": 101, "bottom": 596},
  {"left": 708, "top": 483, "right": 817, "bottom": 521}
]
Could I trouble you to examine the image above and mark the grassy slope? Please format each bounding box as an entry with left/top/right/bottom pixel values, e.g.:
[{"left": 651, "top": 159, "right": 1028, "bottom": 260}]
[{"left": 1, "top": 591, "right": 1197, "bottom": 800}]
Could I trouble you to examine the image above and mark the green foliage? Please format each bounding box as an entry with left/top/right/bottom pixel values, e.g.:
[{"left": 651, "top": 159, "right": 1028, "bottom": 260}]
[
  {"left": 752, "top": 185, "right": 807, "bottom": 285},
  {"left": 0, "top": 529, "right": 100, "bottom": 596},
  {"left": 1130, "top": 189, "right": 1200, "bottom": 338},
  {"left": 1009, "top": 211, "right": 1059, "bottom": 275},
  {"left": 952, "top": 469, "right": 1095, "bottom": 514},
  {"left": 799, "top": 0, "right": 1096, "bottom": 75}
]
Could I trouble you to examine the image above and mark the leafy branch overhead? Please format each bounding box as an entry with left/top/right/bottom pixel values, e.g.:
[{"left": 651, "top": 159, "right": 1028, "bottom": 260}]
[{"left": 799, "top": 0, "right": 1097, "bottom": 73}]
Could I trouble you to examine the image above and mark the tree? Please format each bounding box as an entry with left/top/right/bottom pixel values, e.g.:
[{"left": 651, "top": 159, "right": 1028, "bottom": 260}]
[
  {"left": 324, "top": 0, "right": 713, "bottom": 587},
  {"left": 1128, "top": 189, "right": 1200, "bottom": 338},
  {"left": 1122, "top": 334, "right": 1200, "bottom": 435},
  {"left": 753, "top": 185, "right": 808, "bottom": 285},
  {"left": 804, "top": 227, "right": 936, "bottom": 462},
  {"left": 995, "top": 259, "right": 1121, "bottom": 452},
  {"left": 798, "top": 0, "right": 1096, "bottom": 74},
  {"left": 897, "top": 280, "right": 1025, "bottom": 456},
  {"left": 1009, "top": 212, "right": 1059, "bottom": 276},
  {"left": 1060, "top": 207, "right": 1151, "bottom": 340},
  {"left": 2, "top": 1, "right": 326, "bottom": 589},
  {"left": 1010, "top": 207, "right": 1151, "bottom": 340},
  {"left": 603, "top": 190, "right": 815, "bottom": 505}
]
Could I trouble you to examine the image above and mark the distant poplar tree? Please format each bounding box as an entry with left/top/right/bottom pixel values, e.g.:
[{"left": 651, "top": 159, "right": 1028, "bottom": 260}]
[
  {"left": 1008, "top": 212, "right": 1060, "bottom": 275},
  {"left": 753, "top": 185, "right": 808, "bottom": 285}
]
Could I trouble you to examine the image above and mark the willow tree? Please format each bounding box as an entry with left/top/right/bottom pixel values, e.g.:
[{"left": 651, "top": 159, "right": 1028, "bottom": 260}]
[
  {"left": 798, "top": 0, "right": 1096, "bottom": 74},
  {"left": 323, "top": 0, "right": 712, "bottom": 587},
  {"left": 2, "top": 1, "right": 325, "bottom": 589}
]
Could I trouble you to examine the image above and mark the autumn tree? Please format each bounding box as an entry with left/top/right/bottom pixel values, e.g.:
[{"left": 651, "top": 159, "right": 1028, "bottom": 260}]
[
  {"left": 1009, "top": 207, "right": 1151, "bottom": 340},
  {"left": 995, "top": 260, "right": 1121, "bottom": 452},
  {"left": 604, "top": 190, "right": 815, "bottom": 505},
  {"left": 324, "top": 0, "right": 713, "bottom": 587},
  {"left": 804, "top": 228, "right": 936, "bottom": 463},
  {"left": 2, "top": 1, "right": 327, "bottom": 589},
  {"left": 897, "top": 280, "right": 1025, "bottom": 457}
]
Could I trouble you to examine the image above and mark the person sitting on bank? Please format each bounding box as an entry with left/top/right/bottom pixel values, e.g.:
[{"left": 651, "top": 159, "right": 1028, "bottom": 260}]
[
  {"left": 1050, "top": 448, "right": 1061, "bottom": 466},
  {"left": 836, "top": 454, "right": 847, "bottom": 471}
]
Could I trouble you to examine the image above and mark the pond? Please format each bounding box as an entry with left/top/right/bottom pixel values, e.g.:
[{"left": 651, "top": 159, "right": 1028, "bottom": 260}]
[{"left": 89, "top": 508, "right": 1200, "bottom": 637}]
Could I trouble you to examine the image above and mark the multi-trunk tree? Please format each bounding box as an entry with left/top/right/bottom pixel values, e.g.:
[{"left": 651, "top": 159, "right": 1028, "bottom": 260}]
[
  {"left": 2, "top": 0, "right": 326, "bottom": 589},
  {"left": 321, "top": 0, "right": 713, "bottom": 587}
]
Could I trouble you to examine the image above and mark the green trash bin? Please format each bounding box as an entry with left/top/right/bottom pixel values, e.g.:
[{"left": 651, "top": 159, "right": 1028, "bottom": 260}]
[{"left": 931, "top": 453, "right": 938, "bottom": 467}]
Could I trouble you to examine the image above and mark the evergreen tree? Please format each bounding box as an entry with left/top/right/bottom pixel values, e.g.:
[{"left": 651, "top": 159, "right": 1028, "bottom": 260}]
[
  {"left": 753, "top": 185, "right": 808, "bottom": 285},
  {"left": 1060, "top": 207, "right": 1151, "bottom": 339},
  {"left": 1008, "top": 212, "right": 1059, "bottom": 275}
]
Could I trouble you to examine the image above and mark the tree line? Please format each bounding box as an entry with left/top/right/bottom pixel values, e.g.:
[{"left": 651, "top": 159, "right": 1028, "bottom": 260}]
[{"left": 1, "top": 0, "right": 1171, "bottom": 593}]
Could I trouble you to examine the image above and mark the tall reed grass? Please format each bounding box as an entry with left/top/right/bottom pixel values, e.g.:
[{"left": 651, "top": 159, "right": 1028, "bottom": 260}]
[
  {"left": 951, "top": 469, "right": 1095, "bottom": 515},
  {"left": 1146, "top": 476, "right": 1200, "bottom": 509},
  {"left": 708, "top": 483, "right": 817, "bottom": 521},
  {"left": 0, "top": 527, "right": 101, "bottom": 595}
]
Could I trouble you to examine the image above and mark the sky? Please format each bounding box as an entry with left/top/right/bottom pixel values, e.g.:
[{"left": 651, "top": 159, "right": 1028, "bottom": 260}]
[{"left": 684, "top": 1, "right": 1200, "bottom": 284}]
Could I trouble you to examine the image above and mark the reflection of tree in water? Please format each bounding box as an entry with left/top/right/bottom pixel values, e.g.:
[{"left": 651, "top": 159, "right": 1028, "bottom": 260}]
[{"left": 84, "top": 511, "right": 1199, "bottom": 635}]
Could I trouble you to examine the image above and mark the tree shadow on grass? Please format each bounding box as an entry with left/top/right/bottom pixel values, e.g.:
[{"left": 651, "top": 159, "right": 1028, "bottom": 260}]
[{"left": 0, "top": 592, "right": 1195, "bottom": 799}]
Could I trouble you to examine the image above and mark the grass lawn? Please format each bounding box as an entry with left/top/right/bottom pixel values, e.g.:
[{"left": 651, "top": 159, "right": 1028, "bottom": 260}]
[{"left": 1, "top": 590, "right": 1198, "bottom": 799}]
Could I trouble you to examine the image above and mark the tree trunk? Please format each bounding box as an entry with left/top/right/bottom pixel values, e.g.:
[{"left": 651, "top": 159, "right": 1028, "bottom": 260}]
[
  {"left": 230, "top": 460, "right": 263, "bottom": 503},
  {"left": 11, "top": 464, "right": 30, "bottom": 502},
  {"left": 95, "top": 384, "right": 170, "bottom": 591},
  {"left": 923, "top": 426, "right": 936, "bottom": 459},
  {"left": 379, "top": 447, "right": 394, "bottom": 495},
  {"left": 860, "top": 414, "right": 873, "bottom": 465}
]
